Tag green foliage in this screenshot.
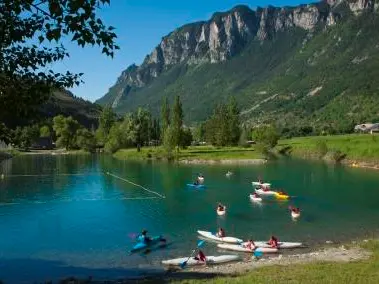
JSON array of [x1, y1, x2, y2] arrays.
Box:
[[0, 123, 11, 144], [172, 95, 184, 149], [0, 0, 118, 124], [278, 134, 379, 161], [315, 140, 328, 158], [53, 115, 80, 149], [180, 127, 193, 148], [162, 125, 175, 159], [204, 98, 241, 146], [76, 128, 96, 153], [39, 126, 51, 138], [252, 125, 279, 149], [12, 125, 40, 150], [161, 97, 170, 135], [193, 122, 206, 142], [96, 106, 116, 144]]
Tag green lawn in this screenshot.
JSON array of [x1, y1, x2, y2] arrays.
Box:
[[175, 241, 379, 284], [113, 146, 264, 161], [277, 134, 379, 162]]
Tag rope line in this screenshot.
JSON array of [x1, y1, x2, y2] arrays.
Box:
[[0, 196, 159, 206], [106, 172, 166, 199], [4, 173, 99, 177]]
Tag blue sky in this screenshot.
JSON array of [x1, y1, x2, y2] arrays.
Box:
[[52, 0, 315, 102]]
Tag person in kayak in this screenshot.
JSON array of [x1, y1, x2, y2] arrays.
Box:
[[268, 235, 279, 248], [217, 227, 226, 238], [217, 203, 225, 211], [289, 206, 300, 214], [258, 177, 263, 184], [253, 193, 260, 198], [244, 239, 256, 251], [139, 230, 152, 243], [194, 249, 207, 263]]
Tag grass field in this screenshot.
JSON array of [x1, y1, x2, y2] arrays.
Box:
[[277, 134, 379, 162], [113, 146, 264, 161], [174, 241, 379, 284]]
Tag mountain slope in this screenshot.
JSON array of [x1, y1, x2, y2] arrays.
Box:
[[97, 0, 379, 129]]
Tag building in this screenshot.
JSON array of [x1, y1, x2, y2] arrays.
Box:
[[354, 123, 379, 134]]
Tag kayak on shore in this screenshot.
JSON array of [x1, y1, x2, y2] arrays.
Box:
[[197, 230, 243, 244], [217, 243, 278, 253], [253, 241, 303, 249], [162, 255, 240, 266]]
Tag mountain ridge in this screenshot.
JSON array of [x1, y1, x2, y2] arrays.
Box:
[[97, 0, 379, 129]]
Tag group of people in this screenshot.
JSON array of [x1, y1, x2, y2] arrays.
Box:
[[243, 236, 279, 250]]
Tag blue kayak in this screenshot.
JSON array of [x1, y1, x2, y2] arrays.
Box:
[[130, 236, 164, 253], [187, 183, 206, 189]]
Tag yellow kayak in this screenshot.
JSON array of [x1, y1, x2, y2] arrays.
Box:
[[275, 192, 290, 200]]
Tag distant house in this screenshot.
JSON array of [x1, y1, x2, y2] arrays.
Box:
[[354, 123, 379, 134], [30, 137, 54, 150]]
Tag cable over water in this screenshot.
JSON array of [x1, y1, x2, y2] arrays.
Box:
[[106, 172, 166, 199]]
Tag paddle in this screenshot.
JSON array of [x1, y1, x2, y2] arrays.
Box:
[[179, 240, 205, 268]]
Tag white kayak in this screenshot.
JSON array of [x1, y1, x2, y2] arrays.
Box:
[[254, 241, 303, 249], [162, 255, 240, 266], [217, 208, 226, 216], [255, 188, 277, 196], [291, 211, 301, 219], [197, 230, 243, 244], [252, 182, 271, 188], [217, 243, 278, 253], [249, 194, 262, 202]]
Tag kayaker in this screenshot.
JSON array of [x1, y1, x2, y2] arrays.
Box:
[[140, 230, 152, 244], [217, 203, 225, 211], [217, 227, 226, 238], [253, 193, 259, 198], [268, 235, 279, 248], [194, 249, 207, 263], [258, 177, 263, 184], [244, 239, 256, 251], [193, 179, 199, 185]]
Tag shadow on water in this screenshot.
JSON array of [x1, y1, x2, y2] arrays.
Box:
[[0, 257, 222, 283]]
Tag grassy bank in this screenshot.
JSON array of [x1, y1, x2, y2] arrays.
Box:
[[277, 134, 379, 163], [113, 146, 264, 161], [175, 241, 379, 284]]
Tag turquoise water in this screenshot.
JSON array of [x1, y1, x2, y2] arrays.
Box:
[[1, 155, 379, 282]]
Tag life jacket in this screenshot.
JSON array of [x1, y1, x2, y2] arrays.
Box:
[[197, 250, 206, 262]]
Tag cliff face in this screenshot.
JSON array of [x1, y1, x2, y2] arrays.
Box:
[[97, 0, 377, 109]]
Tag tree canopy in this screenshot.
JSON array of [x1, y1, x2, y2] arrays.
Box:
[[0, 0, 118, 123]]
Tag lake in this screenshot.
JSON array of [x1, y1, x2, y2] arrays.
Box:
[[1, 154, 379, 282]]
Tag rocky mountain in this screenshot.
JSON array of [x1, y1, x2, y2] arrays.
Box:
[[97, 0, 379, 129]]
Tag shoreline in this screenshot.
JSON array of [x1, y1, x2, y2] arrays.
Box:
[[178, 158, 267, 165], [180, 244, 371, 276], [56, 242, 373, 283]]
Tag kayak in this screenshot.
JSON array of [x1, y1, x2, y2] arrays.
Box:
[[255, 188, 277, 196], [162, 255, 240, 266], [197, 230, 243, 244], [249, 194, 262, 202], [226, 172, 233, 177], [198, 177, 205, 183], [130, 236, 164, 253], [252, 182, 271, 188], [291, 211, 301, 219], [253, 241, 303, 249], [217, 243, 278, 253], [217, 208, 226, 216], [275, 192, 290, 200], [187, 183, 205, 189]]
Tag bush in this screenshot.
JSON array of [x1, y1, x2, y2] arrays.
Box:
[[315, 140, 328, 158]]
